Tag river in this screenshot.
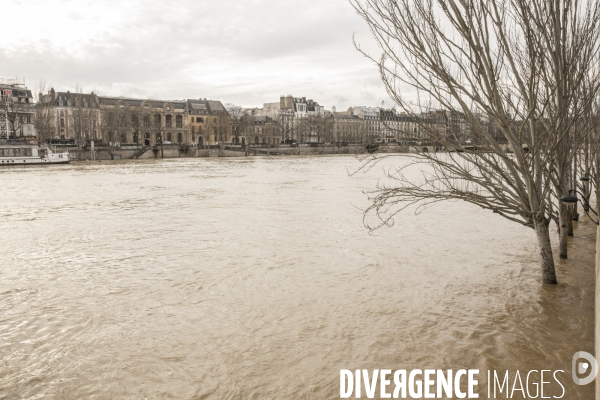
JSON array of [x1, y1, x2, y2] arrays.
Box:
[[0, 155, 595, 399]]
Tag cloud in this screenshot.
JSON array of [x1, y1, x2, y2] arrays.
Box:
[[1, 0, 395, 109]]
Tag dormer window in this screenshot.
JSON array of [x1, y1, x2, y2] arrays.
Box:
[[166, 105, 171, 111]]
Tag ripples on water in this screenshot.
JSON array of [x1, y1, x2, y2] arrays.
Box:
[[0, 156, 594, 399]]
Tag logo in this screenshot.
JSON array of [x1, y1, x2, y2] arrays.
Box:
[[572, 351, 598, 385]]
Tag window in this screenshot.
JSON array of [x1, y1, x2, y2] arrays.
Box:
[[24, 148, 32, 156], [60, 110, 64, 117], [60, 118, 65, 127], [176, 115, 182, 128], [177, 132, 182, 143], [119, 104, 125, 109], [196, 117, 203, 123]]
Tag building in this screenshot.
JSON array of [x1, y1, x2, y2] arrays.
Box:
[[241, 115, 281, 146], [186, 99, 230, 147], [41, 88, 101, 142], [380, 109, 419, 142], [98, 97, 187, 146], [331, 113, 365, 144], [0, 78, 36, 140], [348, 106, 381, 142], [419, 110, 470, 141]]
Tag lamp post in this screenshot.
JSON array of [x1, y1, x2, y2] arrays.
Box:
[[560, 189, 599, 225], [580, 175, 592, 212]]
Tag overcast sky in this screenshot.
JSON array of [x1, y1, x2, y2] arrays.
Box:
[[2, 0, 394, 110]]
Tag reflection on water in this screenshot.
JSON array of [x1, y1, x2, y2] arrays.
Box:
[[0, 156, 594, 399]]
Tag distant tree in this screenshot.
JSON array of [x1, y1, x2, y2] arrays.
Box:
[[100, 106, 131, 159], [226, 105, 245, 144], [0, 90, 30, 140], [34, 82, 55, 144]]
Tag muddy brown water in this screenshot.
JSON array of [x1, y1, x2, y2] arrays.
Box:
[[0, 156, 595, 399]]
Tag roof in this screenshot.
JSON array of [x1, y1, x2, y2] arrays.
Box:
[[186, 99, 229, 116], [98, 96, 185, 109], [0, 85, 33, 99], [54, 91, 99, 107]]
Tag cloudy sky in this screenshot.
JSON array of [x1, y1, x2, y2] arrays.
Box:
[[2, 0, 394, 110]]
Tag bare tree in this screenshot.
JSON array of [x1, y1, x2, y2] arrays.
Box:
[[100, 106, 131, 160], [34, 82, 55, 144], [0, 91, 30, 140], [226, 104, 245, 144], [276, 109, 295, 143], [70, 86, 87, 150], [350, 0, 600, 284]]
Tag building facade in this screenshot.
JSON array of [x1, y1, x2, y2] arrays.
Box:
[[348, 106, 381, 142], [98, 97, 187, 146], [331, 113, 365, 144], [187, 99, 231, 147], [241, 116, 281, 146], [41, 88, 101, 142], [0, 78, 36, 140]]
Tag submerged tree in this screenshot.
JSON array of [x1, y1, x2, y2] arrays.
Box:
[[350, 0, 600, 284]]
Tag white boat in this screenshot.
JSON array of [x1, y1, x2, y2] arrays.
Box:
[[0, 144, 70, 165]]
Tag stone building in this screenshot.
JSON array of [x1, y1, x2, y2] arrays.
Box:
[[419, 110, 470, 141], [241, 115, 281, 146], [331, 113, 365, 144], [347, 106, 381, 142], [262, 95, 326, 143], [379, 109, 419, 142], [98, 97, 187, 146], [186, 99, 230, 147], [0, 78, 36, 140], [41, 88, 101, 142]]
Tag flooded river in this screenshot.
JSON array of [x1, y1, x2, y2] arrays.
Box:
[[0, 156, 595, 399]]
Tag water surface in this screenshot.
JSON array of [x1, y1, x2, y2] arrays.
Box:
[[0, 156, 594, 399]]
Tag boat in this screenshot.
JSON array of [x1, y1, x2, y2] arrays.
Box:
[[0, 144, 70, 165]]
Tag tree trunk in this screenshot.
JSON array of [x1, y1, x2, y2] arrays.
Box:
[[567, 207, 574, 236], [559, 203, 569, 259], [572, 152, 579, 221], [534, 220, 558, 284]]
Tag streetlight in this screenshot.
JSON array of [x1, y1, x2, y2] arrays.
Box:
[[560, 189, 599, 225]]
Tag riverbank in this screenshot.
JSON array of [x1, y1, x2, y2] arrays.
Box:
[[54, 143, 424, 161]]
